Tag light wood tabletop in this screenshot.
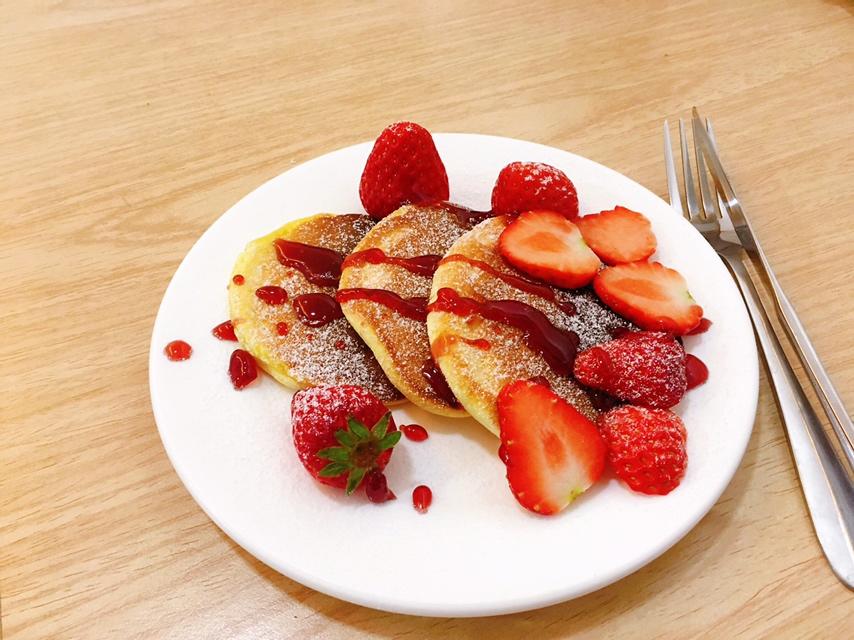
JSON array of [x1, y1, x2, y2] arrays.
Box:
[[2, 1, 853, 638]]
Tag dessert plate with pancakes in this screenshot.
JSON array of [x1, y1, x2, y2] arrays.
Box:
[[149, 132, 758, 616]]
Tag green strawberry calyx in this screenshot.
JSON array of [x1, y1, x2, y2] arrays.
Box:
[[316, 412, 400, 494]]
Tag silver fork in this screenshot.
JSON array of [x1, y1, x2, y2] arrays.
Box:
[[665, 114, 854, 589]]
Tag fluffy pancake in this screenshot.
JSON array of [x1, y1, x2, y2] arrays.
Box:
[[426, 215, 632, 435], [228, 213, 402, 403], [338, 202, 487, 416]]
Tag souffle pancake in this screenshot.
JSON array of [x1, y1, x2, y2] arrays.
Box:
[[426, 215, 633, 435], [229, 213, 402, 403], [338, 202, 491, 416]]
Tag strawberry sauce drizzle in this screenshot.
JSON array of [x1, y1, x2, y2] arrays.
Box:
[[292, 293, 343, 327], [229, 349, 258, 389], [430, 334, 491, 358], [337, 288, 428, 322], [343, 248, 442, 278], [212, 320, 237, 341], [255, 285, 288, 305], [164, 340, 192, 361], [428, 288, 579, 376], [421, 201, 495, 228], [273, 239, 344, 287], [685, 354, 709, 389], [439, 254, 576, 316], [421, 359, 460, 408]]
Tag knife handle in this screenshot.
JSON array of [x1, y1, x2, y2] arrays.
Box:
[[720, 249, 854, 588]]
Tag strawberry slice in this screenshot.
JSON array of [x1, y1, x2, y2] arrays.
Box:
[[498, 210, 601, 288], [497, 379, 607, 515], [575, 206, 657, 265], [593, 261, 703, 334]]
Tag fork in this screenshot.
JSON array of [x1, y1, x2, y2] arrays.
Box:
[[664, 114, 854, 588]]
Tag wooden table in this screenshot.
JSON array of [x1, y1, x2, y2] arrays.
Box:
[[3, 1, 853, 637]]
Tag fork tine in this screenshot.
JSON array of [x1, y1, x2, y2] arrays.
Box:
[[691, 114, 717, 221], [691, 108, 749, 231], [679, 119, 700, 220], [663, 120, 684, 216], [705, 117, 732, 227]]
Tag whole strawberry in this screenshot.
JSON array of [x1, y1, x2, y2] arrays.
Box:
[[359, 121, 449, 219], [491, 161, 579, 218], [599, 405, 687, 495], [573, 331, 687, 408], [291, 385, 400, 499]]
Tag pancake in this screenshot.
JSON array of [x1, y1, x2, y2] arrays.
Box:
[[228, 213, 402, 403], [338, 202, 489, 416], [426, 215, 632, 436]]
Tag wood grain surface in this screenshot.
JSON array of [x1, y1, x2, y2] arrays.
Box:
[[2, 1, 853, 638]]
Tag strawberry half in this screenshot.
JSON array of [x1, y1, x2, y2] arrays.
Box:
[[497, 379, 607, 515], [575, 206, 657, 265], [574, 331, 687, 408], [359, 121, 449, 219], [491, 161, 579, 218], [600, 405, 687, 495], [498, 209, 601, 288], [593, 261, 703, 334]]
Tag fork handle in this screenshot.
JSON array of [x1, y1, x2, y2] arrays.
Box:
[[720, 250, 854, 588], [764, 267, 854, 470]]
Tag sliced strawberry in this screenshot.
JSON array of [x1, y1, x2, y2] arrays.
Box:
[[497, 379, 607, 515], [491, 162, 579, 218], [593, 261, 702, 334], [359, 122, 449, 219], [574, 331, 687, 408], [575, 206, 656, 265], [498, 210, 601, 288]]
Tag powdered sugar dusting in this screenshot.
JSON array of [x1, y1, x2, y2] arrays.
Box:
[[231, 214, 400, 402]]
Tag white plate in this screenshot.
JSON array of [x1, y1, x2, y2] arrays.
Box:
[[149, 134, 758, 617]]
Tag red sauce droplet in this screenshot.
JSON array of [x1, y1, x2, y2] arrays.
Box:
[[421, 359, 460, 408], [306, 334, 315, 342], [412, 485, 432, 513], [232, 274, 245, 285], [164, 340, 192, 361], [685, 354, 709, 389], [273, 239, 344, 287], [428, 288, 579, 376], [334, 339, 346, 350], [337, 288, 428, 322], [440, 254, 576, 315], [343, 248, 442, 278], [276, 322, 289, 336], [609, 326, 634, 339], [229, 349, 258, 389], [365, 470, 395, 503], [211, 320, 237, 341], [291, 293, 343, 327], [430, 334, 492, 358], [255, 285, 288, 306], [402, 424, 429, 442], [687, 318, 713, 335]]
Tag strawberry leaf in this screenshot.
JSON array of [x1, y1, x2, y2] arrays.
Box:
[[318, 462, 348, 478], [316, 446, 349, 463], [377, 430, 402, 452], [371, 413, 390, 440], [347, 416, 371, 440], [345, 467, 367, 494], [334, 429, 356, 447]]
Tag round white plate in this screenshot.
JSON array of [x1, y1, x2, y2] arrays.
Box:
[[149, 134, 758, 617]]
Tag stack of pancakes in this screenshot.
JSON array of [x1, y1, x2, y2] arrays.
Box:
[[229, 203, 630, 434]]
